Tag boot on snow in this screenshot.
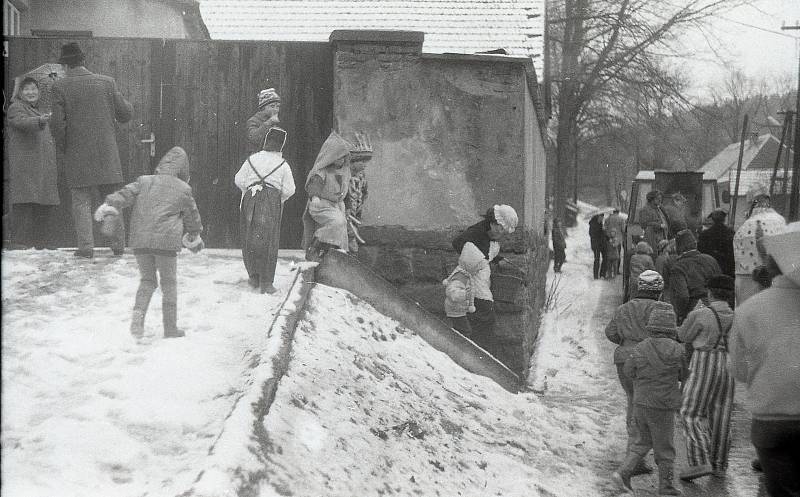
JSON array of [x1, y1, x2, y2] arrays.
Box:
[[162, 304, 185, 338], [130, 310, 146, 338], [679, 464, 713, 481], [611, 470, 633, 492], [658, 466, 682, 496]]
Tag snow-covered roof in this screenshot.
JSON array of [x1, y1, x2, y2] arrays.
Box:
[[199, 0, 544, 75], [698, 133, 781, 181]]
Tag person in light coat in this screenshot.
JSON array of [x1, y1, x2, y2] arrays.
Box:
[[6, 77, 60, 249], [729, 221, 800, 497], [442, 242, 487, 337], [235, 126, 296, 294]]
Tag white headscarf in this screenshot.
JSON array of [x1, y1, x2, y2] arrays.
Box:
[[493, 204, 519, 233]]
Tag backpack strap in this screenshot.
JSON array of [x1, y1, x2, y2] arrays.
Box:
[[708, 306, 732, 350], [246, 157, 286, 189]]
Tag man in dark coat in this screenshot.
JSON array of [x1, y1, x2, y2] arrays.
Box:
[[697, 209, 735, 277], [669, 229, 721, 323], [51, 43, 133, 258], [589, 213, 607, 279]]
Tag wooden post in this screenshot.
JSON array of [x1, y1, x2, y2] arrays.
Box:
[[730, 114, 749, 227], [769, 111, 791, 197]]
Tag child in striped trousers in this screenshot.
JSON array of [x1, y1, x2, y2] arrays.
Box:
[[677, 275, 736, 480]]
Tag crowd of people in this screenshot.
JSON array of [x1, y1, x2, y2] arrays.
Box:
[[602, 193, 799, 496]]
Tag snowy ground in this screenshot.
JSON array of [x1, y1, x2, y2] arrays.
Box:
[[1, 249, 305, 497], [256, 211, 635, 497], [2, 206, 762, 496]]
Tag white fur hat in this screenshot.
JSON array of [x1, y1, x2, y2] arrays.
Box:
[[494, 204, 518, 234], [762, 221, 800, 286]]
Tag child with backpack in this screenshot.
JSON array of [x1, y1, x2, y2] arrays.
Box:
[[613, 301, 687, 495], [95, 146, 203, 339], [443, 242, 487, 338]]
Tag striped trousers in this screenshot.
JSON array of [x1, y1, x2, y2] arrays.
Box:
[[680, 349, 735, 471]]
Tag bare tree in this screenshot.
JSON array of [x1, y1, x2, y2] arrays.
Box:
[[548, 0, 749, 218]]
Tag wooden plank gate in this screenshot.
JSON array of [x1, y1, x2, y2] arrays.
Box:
[[3, 37, 333, 249]]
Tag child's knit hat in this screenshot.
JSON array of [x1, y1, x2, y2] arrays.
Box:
[[645, 302, 677, 338], [637, 270, 664, 292], [636, 241, 653, 255]]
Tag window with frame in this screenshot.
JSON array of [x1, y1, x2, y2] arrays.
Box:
[[3, 0, 21, 36]]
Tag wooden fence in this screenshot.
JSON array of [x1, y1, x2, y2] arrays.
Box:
[[3, 37, 333, 248]]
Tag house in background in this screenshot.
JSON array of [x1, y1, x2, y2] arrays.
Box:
[[698, 132, 794, 226], [199, 0, 544, 77], [2, 0, 208, 38]]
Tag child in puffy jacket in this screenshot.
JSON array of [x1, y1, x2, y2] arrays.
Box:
[[629, 241, 655, 297], [95, 146, 203, 339], [613, 301, 687, 495], [443, 242, 487, 338]]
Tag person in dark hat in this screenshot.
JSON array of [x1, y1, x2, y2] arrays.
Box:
[[245, 88, 281, 153], [677, 274, 735, 481], [51, 42, 133, 259], [697, 209, 735, 277], [668, 229, 721, 323]]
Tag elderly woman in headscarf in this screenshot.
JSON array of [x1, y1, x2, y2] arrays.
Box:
[[637, 190, 670, 251], [451, 205, 519, 343], [302, 131, 353, 261], [6, 76, 60, 249], [235, 126, 296, 294], [245, 88, 281, 153]]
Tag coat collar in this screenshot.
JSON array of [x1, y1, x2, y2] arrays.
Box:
[[65, 66, 92, 77]]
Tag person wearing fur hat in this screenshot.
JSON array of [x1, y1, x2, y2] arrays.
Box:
[[605, 270, 666, 477], [698, 209, 735, 277], [452, 205, 519, 344], [442, 242, 487, 337], [95, 147, 203, 339], [51, 42, 133, 259], [677, 274, 736, 481], [729, 221, 800, 497], [235, 127, 296, 294], [732, 195, 786, 304], [628, 241, 655, 296], [668, 229, 721, 324], [246, 88, 281, 153], [613, 301, 687, 495]]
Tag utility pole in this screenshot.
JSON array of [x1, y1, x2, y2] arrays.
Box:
[[782, 23, 800, 221]]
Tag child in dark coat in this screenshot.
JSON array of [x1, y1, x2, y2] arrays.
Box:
[[613, 301, 687, 495], [552, 218, 567, 272], [95, 147, 203, 339]]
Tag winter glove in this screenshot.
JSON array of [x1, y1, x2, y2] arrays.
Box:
[[182, 232, 205, 253], [94, 203, 120, 222], [468, 305, 476, 313]]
